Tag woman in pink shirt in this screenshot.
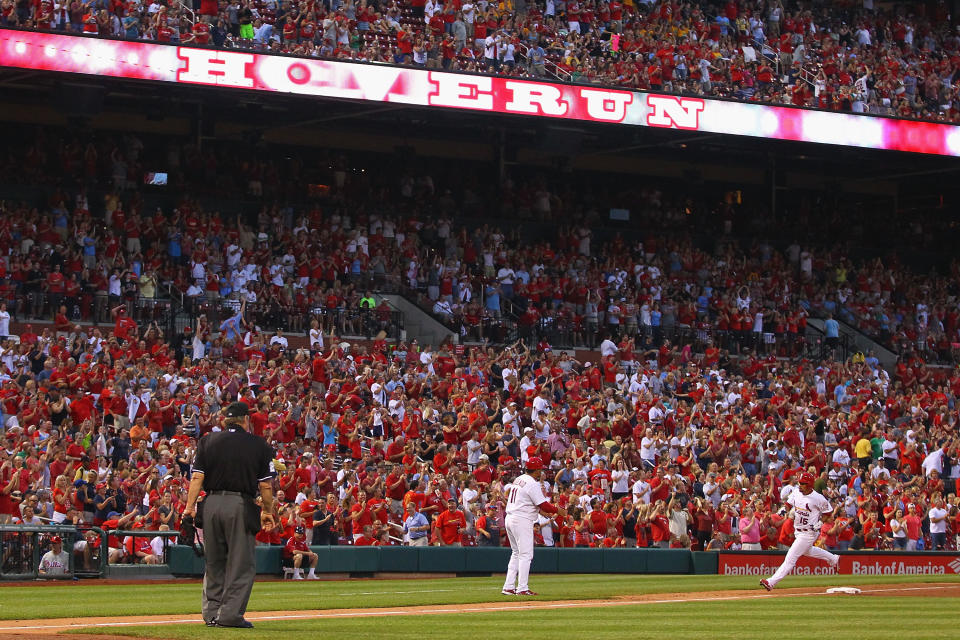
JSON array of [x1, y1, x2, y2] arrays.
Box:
[[739, 505, 762, 550]]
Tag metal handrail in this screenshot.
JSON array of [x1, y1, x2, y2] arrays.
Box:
[[173, 0, 197, 30], [515, 41, 571, 82], [749, 37, 816, 92], [105, 529, 181, 557]]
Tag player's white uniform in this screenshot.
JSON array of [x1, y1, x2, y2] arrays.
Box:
[[503, 474, 549, 593], [39, 550, 70, 576], [766, 489, 839, 588]]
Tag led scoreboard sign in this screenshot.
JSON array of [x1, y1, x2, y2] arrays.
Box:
[[3, 30, 960, 157]]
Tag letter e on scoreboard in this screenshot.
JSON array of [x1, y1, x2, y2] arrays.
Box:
[[646, 95, 705, 130], [429, 74, 494, 110], [177, 49, 255, 89]]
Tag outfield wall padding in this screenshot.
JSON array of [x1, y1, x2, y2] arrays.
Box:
[[167, 545, 709, 577]]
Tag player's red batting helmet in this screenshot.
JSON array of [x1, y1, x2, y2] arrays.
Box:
[[799, 472, 815, 486], [50, 536, 62, 544], [526, 457, 544, 471]]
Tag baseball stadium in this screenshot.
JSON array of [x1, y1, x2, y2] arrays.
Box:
[[1, 0, 960, 638]]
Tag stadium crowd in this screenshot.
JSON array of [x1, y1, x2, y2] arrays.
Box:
[[1, 311, 959, 566], [3, 0, 960, 122], [1, 127, 959, 364], [1, 143, 960, 573]]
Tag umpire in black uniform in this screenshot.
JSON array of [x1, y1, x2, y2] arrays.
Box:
[[184, 402, 277, 628]]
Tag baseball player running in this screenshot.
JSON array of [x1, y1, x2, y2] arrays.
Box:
[[761, 472, 839, 591], [502, 457, 563, 596]]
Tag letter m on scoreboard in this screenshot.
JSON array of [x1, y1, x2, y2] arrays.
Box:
[[646, 95, 706, 130]]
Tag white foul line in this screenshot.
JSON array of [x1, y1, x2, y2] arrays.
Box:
[[255, 588, 463, 597], [0, 584, 954, 632]]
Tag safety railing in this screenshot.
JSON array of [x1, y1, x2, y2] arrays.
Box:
[[182, 298, 405, 342], [515, 41, 571, 82], [514, 317, 827, 358], [4, 291, 177, 333], [749, 36, 818, 93], [104, 529, 181, 568]]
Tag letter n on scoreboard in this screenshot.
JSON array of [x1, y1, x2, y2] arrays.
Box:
[[646, 95, 705, 130]]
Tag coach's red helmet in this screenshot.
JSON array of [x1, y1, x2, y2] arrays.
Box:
[[526, 457, 544, 471], [50, 536, 62, 545], [799, 472, 815, 486]]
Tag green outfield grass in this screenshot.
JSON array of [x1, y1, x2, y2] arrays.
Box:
[[1, 573, 958, 620], [69, 596, 960, 640]]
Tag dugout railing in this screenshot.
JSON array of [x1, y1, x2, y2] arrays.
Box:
[[0, 524, 104, 580], [0, 525, 181, 580]]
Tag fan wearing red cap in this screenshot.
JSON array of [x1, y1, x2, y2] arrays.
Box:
[[500, 457, 564, 597], [38, 536, 70, 577], [760, 470, 841, 592], [283, 526, 319, 580]]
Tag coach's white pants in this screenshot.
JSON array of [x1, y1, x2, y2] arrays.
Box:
[[767, 532, 838, 588], [503, 514, 535, 592]]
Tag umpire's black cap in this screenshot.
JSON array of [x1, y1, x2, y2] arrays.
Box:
[[223, 402, 250, 418]]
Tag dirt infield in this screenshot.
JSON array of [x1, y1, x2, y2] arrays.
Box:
[[0, 582, 957, 640]]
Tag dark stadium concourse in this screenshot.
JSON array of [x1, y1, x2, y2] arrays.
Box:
[[0, 62, 957, 192]]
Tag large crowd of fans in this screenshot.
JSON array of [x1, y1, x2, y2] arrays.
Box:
[[3, 1, 960, 122], [1, 127, 958, 364], [1, 129, 960, 573], [1, 310, 959, 564]]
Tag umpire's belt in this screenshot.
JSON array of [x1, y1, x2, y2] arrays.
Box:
[[209, 490, 252, 498]]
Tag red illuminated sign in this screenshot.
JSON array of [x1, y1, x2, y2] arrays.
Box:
[[2, 30, 960, 156]]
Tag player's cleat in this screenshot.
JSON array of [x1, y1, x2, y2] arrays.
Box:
[[759, 579, 772, 591], [501, 589, 516, 595], [307, 574, 320, 580], [293, 574, 304, 580], [515, 590, 538, 596]]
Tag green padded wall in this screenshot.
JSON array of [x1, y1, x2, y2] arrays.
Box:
[[167, 545, 713, 576]]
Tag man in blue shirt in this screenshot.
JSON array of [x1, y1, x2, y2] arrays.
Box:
[[485, 284, 501, 319], [219, 300, 246, 342], [403, 503, 430, 547], [529, 43, 546, 77], [824, 313, 840, 355]]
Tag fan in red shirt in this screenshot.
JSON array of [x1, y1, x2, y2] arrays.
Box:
[[434, 498, 467, 545], [112, 305, 138, 343], [348, 492, 375, 542], [648, 501, 671, 548], [283, 526, 319, 579], [190, 19, 212, 45], [353, 524, 380, 546]]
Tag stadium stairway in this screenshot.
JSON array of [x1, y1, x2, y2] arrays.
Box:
[[807, 316, 897, 371], [379, 293, 456, 346]]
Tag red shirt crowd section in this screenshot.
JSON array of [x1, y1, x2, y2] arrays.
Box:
[[3, 326, 960, 553], [3, 0, 960, 123]]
